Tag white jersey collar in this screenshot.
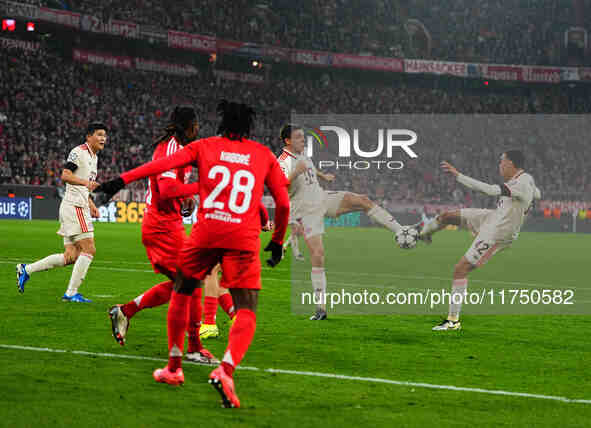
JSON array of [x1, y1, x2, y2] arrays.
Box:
[[85, 142, 96, 157], [282, 148, 297, 158]]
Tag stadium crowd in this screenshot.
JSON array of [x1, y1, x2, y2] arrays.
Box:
[[23, 0, 578, 65], [1, 44, 589, 208]]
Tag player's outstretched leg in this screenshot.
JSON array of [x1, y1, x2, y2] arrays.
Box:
[[335, 193, 403, 235], [16, 252, 69, 293], [418, 211, 461, 244], [433, 257, 474, 331], [209, 289, 258, 408], [109, 280, 174, 346]]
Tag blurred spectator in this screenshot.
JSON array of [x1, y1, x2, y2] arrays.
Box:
[[1, 44, 589, 206], [36, 0, 576, 65]]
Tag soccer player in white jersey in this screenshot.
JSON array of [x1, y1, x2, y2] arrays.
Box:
[[419, 151, 542, 330], [278, 124, 404, 320], [16, 122, 106, 302]]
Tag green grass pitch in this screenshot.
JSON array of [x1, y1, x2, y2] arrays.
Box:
[[1, 220, 590, 427]]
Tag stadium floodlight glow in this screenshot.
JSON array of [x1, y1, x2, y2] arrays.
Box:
[[2, 19, 16, 31]]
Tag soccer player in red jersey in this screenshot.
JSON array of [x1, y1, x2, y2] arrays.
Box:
[[96, 101, 289, 408], [107, 106, 216, 364]]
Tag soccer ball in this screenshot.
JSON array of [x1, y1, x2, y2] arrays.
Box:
[[395, 226, 419, 249]]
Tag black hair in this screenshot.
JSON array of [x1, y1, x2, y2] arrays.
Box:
[[279, 123, 302, 144], [216, 100, 256, 140], [504, 150, 525, 169], [153, 105, 197, 146], [86, 122, 108, 137]]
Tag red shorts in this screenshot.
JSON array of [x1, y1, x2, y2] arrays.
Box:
[[142, 227, 187, 275], [179, 243, 261, 290]]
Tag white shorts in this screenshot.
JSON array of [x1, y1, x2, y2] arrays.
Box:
[[293, 191, 347, 238], [324, 191, 346, 218], [58, 201, 94, 244], [63, 232, 95, 246], [460, 208, 509, 267], [460, 208, 493, 236]]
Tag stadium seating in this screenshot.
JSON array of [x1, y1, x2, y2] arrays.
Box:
[[1, 44, 589, 207], [30, 0, 577, 64]]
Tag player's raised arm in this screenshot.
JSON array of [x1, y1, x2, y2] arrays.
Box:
[[441, 161, 503, 197], [95, 141, 202, 203], [121, 142, 200, 185], [157, 178, 200, 200]]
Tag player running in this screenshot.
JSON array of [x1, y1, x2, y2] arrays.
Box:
[[95, 100, 289, 408], [16, 122, 106, 302], [278, 124, 404, 320], [418, 151, 541, 331], [107, 106, 216, 364]]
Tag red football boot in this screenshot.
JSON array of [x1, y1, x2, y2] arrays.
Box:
[[208, 366, 240, 408], [153, 366, 184, 386]]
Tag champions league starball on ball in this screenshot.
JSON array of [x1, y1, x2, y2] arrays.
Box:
[[395, 226, 419, 249]]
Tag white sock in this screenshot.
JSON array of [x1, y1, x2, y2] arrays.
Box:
[[311, 267, 327, 311], [367, 205, 402, 234], [421, 217, 441, 236], [25, 254, 65, 275], [65, 253, 93, 297], [448, 278, 468, 321], [291, 234, 301, 257]]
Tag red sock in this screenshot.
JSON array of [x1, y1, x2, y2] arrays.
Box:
[[187, 288, 203, 354], [203, 296, 218, 325], [121, 281, 173, 319], [218, 292, 236, 319], [167, 291, 191, 372], [221, 309, 256, 377]]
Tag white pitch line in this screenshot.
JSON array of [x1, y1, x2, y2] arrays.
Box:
[[0, 259, 576, 289], [0, 343, 589, 405]]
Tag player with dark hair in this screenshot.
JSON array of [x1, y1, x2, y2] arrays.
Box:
[[16, 122, 107, 302], [418, 151, 542, 330], [95, 100, 289, 408], [277, 123, 404, 320], [107, 106, 216, 363], [279, 125, 305, 262]]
